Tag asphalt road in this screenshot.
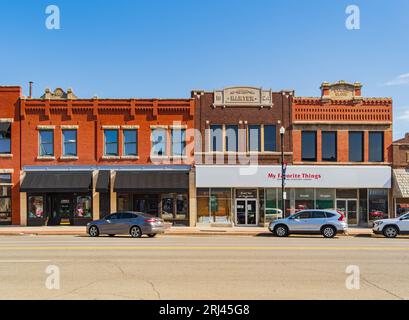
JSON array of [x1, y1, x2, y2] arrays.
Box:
[[0, 234, 408, 300]]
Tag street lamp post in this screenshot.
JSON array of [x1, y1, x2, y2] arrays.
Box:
[[280, 126, 286, 216]]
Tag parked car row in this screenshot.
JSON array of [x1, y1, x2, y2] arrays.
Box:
[[86, 210, 409, 239], [268, 210, 409, 238]]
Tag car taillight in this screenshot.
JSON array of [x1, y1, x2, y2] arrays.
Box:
[[144, 218, 157, 223]]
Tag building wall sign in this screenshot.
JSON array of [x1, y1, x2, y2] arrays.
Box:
[[213, 87, 273, 107], [196, 165, 391, 189], [321, 81, 362, 101]]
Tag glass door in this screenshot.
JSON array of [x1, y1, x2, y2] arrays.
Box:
[[236, 199, 258, 225], [336, 199, 358, 226]]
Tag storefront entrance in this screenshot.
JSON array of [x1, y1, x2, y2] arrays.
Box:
[[235, 199, 257, 226], [336, 199, 358, 226]]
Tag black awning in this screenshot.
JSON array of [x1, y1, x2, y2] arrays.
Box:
[[96, 170, 110, 192], [114, 171, 189, 193], [20, 172, 92, 193]]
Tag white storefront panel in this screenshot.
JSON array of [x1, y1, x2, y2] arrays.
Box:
[[196, 165, 391, 189]]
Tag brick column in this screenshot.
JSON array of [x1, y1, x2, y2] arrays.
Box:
[[338, 130, 349, 162], [316, 130, 322, 162], [189, 168, 197, 227], [92, 170, 100, 220], [364, 131, 369, 162], [292, 130, 301, 162]]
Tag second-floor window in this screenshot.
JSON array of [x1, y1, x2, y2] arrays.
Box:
[[264, 125, 277, 152], [123, 130, 138, 156], [225, 125, 238, 152], [62, 130, 77, 157], [369, 132, 384, 162], [248, 125, 261, 152], [0, 123, 11, 154], [322, 131, 337, 162], [210, 125, 223, 152], [171, 128, 186, 156], [39, 130, 54, 157], [349, 131, 364, 162], [302, 131, 317, 162], [151, 128, 167, 156], [104, 130, 119, 156]]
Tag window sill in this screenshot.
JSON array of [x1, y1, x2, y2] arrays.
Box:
[[120, 155, 140, 160], [170, 155, 188, 160], [102, 155, 120, 160], [60, 156, 79, 160], [0, 154, 12, 158], [37, 156, 56, 160]]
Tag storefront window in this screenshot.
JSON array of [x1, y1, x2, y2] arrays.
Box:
[[369, 189, 389, 221], [295, 189, 314, 212], [0, 174, 12, 224], [278, 189, 293, 217], [28, 196, 44, 219], [359, 189, 368, 225], [117, 193, 132, 211], [396, 199, 409, 217], [210, 188, 232, 223], [176, 194, 188, 220], [265, 189, 282, 222], [315, 189, 335, 209], [161, 194, 174, 220], [99, 192, 111, 219], [197, 188, 210, 223], [75, 196, 92, 218]]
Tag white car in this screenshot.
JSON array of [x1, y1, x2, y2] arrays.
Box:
[[373, 212, 409, 238]]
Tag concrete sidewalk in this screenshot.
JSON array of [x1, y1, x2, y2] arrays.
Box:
[[0, 225, 374, 237]]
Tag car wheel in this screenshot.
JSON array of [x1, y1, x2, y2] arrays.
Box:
[[88, 226, 99, 237], [108, 234, 115, 237], [322, 226, 336, 238], [383, 226, 398, 238], [274, 225, 289, 237], [147, 234, 156, 238], [130, 226, 142, 238]]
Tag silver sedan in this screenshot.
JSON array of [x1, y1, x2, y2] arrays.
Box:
[[87, 211, 165, 238]]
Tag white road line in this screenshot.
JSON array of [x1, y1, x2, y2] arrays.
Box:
[[0, 260, 51, 263]]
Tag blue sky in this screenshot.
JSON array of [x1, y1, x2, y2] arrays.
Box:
[[1, 0, 408, 139]]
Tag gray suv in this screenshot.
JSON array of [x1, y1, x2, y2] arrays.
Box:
[[269, 209, 348, 238]]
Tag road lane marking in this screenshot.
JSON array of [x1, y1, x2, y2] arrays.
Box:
[[0, 246, 408, 251], [0, 260, 51, 263]]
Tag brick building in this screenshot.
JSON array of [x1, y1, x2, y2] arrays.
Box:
[[291, 81, 393, 227], [391, 133, 409, 217], [1, 87, 195, 226], [193, 87, 293, 226], [0, 82, 395, 228]]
